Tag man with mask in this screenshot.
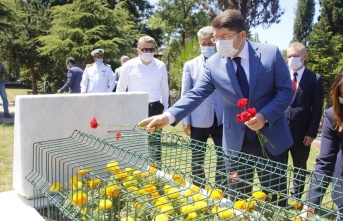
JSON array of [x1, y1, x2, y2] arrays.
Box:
[[117, 35, 169, 165], [181, 26, 226, 187], [57, 57, 83, 93], [80, 49, 115, 93], [285, 42, 323, 205], [139, 9, 294, 206]]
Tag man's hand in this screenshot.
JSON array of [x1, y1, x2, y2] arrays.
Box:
[[245, 113, 266, 131], [183, 125, 191, 136], [138, 114, 169, 132], [303, 136, 314, 146]]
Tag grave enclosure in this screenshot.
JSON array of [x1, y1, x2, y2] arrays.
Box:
[[0, 92, 148, 220]]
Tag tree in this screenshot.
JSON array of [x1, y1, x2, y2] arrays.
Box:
[[293, 0, 315, 44], [38, 0, 139, 69], [320, 0, 343, 36], [202, 0, 285, 35], [0, 0, 15, 33]]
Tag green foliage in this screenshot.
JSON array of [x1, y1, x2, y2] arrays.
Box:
[[38, 0, 139, 68], [168, 38, 199, 90], [293, 0, 315, 44], [203, 0, 284, 35], [0, 0, 15, 33], [321, 0, 343, 36], [306, 18, 343, 107]]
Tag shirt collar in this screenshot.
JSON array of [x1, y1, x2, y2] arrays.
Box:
[[232, 40, 249, 61], [290, 66, 305, 79]]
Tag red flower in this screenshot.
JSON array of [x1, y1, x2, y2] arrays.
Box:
[[237, 98, 248, 109], [90, 117, 99, 129], [246, 108, 257, 118], [236, 111, 252, 123], [230, 172, 238, 183], [115, 131, 122, 140]]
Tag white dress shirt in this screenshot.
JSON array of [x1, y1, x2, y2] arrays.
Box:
[[80, 63, 115, 93], [116, 56, 169, 112], [290, 66, 305, 88]]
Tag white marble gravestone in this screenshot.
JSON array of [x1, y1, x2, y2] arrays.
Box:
[[13, 92, 148, 199]]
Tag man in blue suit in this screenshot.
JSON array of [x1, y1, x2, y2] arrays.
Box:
[[285, 42, 323, 204], [58, 57, 83, 93], [140, 9, 294, 205], [181, 26, 226, 187]]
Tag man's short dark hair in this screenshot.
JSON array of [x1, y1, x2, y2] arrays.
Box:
[[212, 9, 246, 33], [66, 57, 76, 64]]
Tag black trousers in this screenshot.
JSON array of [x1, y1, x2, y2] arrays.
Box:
[[286, 142, 311, 200], [190, 114, 227, 187], [148, 101, 164, 165], [226, 134, 288, 207]]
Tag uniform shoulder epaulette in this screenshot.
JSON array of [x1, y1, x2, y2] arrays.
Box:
[[106, 64, 111, 67], [86, 64, 92, 67]]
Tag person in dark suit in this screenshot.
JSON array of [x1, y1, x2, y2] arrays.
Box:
[[285, 42, 324, 203], [58, 57, 83, 93], [139, 9, 294, 206], [300, 69, 343, 221]]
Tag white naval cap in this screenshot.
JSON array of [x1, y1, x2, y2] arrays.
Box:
[[91, 48, 105, 56]]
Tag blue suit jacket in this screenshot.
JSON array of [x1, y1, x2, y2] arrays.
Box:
[[286, 68, 323, 144], [181, 55, 223, 128], [306, 107, 343, 207], [169, 41, 294, 156], [59, 65, 84, 93]]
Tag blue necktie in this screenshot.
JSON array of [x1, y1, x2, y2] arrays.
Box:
[[233, 57, 249, 98]]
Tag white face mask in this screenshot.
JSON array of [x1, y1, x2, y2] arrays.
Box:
[[288, 56, 303, 70], [339, 97, 343, 104], [95, 58, 103, 65], [140, 53, 154, 63], [200, 46, 216, 58], [215, 33, 242, 58]]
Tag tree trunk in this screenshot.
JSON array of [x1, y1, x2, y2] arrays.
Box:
[[30, 67, 37, 94]]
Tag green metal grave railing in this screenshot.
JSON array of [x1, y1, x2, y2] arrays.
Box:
[[26, 128, 343, 221]]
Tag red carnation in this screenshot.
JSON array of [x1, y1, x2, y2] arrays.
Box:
[[115, 131, 122, 140], [246, 108, 257, 118], [90, 117, 99, 129], [236, 111, 252, 123], [230, 172, 238, 183], [237, 98, 248, 109]]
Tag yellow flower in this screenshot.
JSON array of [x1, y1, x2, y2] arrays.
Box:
[[143, 185, 157, 193], [99, 199, 112, 210], [127, 186, 139, 193], [290, 201, 303, 209], [172, 174, 182, 180], [77, 167, 92, 176], [135, 203, 142, 209], [125, 167, 134, 174], [111, 165, 122, 174], [210, 189, 223, 200], [218, 208, 233, 219], [181, 205, 195, 214], [233, 200, 248, 210], [154, 214, 169, 221], [183, 190, 193, 197], [295, 217, 302, 221], [121, 216, 135, 221], [115, 172, 128, 180], [166, 187, 180, 199], [252, 191, 267, 202], [88, 178, 101, 188], [194, 201, 208, 212], [72, 192, 87, 206], [123, 180, 133, 187], [72, 181, 83, 190], [163, 184, 172, 191], [104, 160, 119, 172], [106, 185, 120, 197], [160, 205, 174, 214], [49, 182, 62, 192], [69, 176, 79, 185], [132, 170, 142, 178], [193, 193, 205, 201], [148, 179, 156, 185], [186, 212, 197, 220], [155, 197, 169, 210], [190, 185, 200, 193], [148, 166, 157, 175], [151, 192, 160, 198], [212, 205, 220, 214]]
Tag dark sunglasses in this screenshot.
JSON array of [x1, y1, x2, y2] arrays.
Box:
[[140, 48, 155, 53]]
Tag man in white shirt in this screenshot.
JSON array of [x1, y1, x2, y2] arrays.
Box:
[[113, 55, 129, 92], [117, 35, 169, 165], [80, 49, 115, 93]]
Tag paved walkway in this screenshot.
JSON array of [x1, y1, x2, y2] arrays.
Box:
[[0, 102, 15, 124]]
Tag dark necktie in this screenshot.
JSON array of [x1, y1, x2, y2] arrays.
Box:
[[233, 57, 249, 98], [292, 72, 298, 91]]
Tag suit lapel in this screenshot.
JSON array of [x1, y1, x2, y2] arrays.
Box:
[[292, 68, 307, 102], [248, 42, 260, 101]]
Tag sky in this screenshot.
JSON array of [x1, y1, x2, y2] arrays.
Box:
[[148, 0, 320, 51]]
